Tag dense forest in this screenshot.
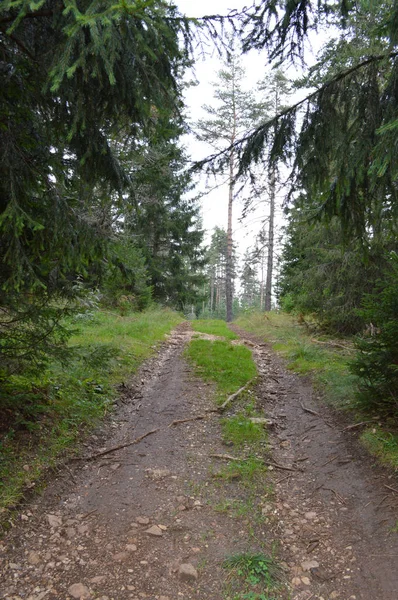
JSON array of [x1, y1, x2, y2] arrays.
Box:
[[1, 0, 398, 424]]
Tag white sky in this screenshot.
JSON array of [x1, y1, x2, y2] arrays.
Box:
[[175, 1, 324, 273], [177, 0, 276, 255], [174, 0, 329, 299]]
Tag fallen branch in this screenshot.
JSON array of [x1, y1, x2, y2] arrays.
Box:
[[310, 338, 354, 352], [83, 429, 160, 461], [210, 453, 239, 461], [323, 487, 347, 505], [210, 453, 296, 471], [384, 484, 398, 494], [343, 421, 373, 431], [265, 461, 296, 472], [320, 455, 338, 468], [219, 380, 254, 411], [300, 402, 319, 417], [168, 415, 207, 427]]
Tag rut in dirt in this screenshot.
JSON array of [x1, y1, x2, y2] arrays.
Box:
[[0, 322, 397, 600]]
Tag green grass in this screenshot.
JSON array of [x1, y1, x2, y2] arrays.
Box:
[[191, 319, 238, 340], [185, 339, 257, 404], [235, 310, 398, 470], [222, 415, 264, 447], [236, 311, 357, 407], [360, 428, 398, 469], [214, 456, 268, 484], [223, 552, 282, 600], [0, 307, 182, 518]]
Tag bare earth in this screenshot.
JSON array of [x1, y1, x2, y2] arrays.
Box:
[[1, 322, 398, 600]]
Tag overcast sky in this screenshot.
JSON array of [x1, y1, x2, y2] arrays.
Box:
[[174, 0, 316, 273]]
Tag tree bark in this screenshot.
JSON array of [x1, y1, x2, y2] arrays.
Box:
[[265, 165, 275, 311], [226, 150, 234, 322]]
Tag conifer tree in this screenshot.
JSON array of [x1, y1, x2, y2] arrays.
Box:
[[195, 38, 261, 321], [0, 0, 193, 377]]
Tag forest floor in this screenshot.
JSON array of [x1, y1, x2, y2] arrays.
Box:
[[1, 322, 398, 600]]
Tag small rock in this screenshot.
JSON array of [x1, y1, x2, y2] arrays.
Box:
[[304, 511, 317, 520], [301, 560, 319, 571], [113, 552, 129, 562], [90, 576, 106, 584], [301, 576, 311, 585], [158, 524, 167, 531], [47, 514, 62, 528], [126, 544, 137, 552], [146, 468, 171, 480], [291, 577, 302, 587], [27, 551, 41, 565], [66, 527, 76, 539], [178, 563, 198, 583], [136, 516, 150, 525], [77, 524, 89, 535], [145, 525, 163, 537], [68, 582, 90, 599], [110, 463, 120, 471], [330, 593, 339, 599]]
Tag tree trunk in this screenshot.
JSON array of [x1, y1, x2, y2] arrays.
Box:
[[260, 248, 265, 310], [265, 166, 275, 311], [226, 151, 234, 322]]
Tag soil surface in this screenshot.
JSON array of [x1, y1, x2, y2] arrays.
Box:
[[1, 322, 398, 600]]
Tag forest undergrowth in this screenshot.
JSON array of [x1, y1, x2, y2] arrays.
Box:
[[0, 307, 182, 518]]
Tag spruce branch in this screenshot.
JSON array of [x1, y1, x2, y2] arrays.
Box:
[[193, 49, 398, 174]]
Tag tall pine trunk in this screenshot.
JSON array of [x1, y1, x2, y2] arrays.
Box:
[[265, 165, 275, 311], [226, 150, 234, 322]]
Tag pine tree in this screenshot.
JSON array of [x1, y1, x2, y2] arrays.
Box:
[[257, 69, 291, 310], [195, 37, 261, 322]]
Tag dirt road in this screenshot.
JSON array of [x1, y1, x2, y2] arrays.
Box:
[[1, 323, 397, 600]]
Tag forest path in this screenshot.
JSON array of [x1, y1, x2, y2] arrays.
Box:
[[1, 322, 398, 600]]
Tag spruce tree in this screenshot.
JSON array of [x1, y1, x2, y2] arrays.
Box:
[[0, 1, 192, 377]]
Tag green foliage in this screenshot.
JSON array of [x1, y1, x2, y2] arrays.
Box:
[[351, 255, 398, 415], [0, 307, 182, 514], [101, 238, 152, 312], [0, 0, 198, 386], [236, 311, 357, 410], [214, 456, 267, 484], [191, 319, 238, 340], [222, 415, 264, 447], [360, 427, 398, 469], [223, 552, 281, 590], [185, 339, 257, 404], [278, 204, 394, 334]]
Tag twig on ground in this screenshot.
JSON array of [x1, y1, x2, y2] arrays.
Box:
[[323, 487, 347, 505], [168, 415, 207, 427], [219, 380, 254, 411], [81, 509, 98, 520], [343, 421, 373, 431], [375, 495, 390, 510], [300, 402, 319, 417], [210, 453, 296, 471], [275, 474, 292, 484], [265, 461, 296, 472], [384, 484, 398, 494], [210, 453, 239, 461], [320, 455, 338, 467], [82, 429, 160, 461]]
